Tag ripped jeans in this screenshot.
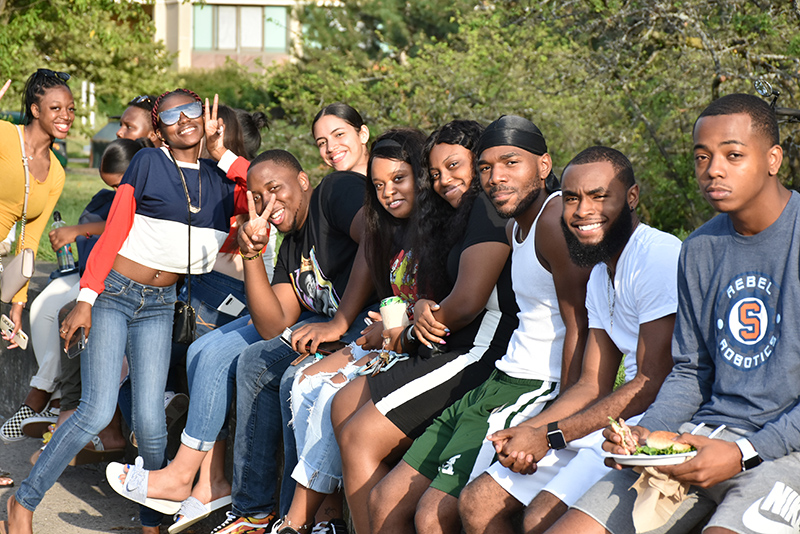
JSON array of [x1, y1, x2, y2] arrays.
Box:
[[289, 344, 368, 494]]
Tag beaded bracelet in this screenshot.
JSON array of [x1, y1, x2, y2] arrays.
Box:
[[240, 250, 262, 261]]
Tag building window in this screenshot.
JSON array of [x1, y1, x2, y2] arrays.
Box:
[[193, 4, 288, 53], [263, 6, 288, 51]]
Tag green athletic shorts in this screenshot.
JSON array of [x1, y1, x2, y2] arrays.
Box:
[[403, 369, 558, 497]]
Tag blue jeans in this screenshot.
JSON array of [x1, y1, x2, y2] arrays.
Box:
[[180, 314, 262, 449], [16, 270, 176, 528], [119, 270, 249, 429], [180, 270, 248, 338], [231, 308, 374, 518]]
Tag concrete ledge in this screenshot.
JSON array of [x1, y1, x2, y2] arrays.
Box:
[[0, 261, 58, 418]]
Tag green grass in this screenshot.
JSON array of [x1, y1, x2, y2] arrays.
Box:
[[35, 169, 105, 263]]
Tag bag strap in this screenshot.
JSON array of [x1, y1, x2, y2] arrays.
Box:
[[15, 125, 30, 251], [2, 126, 31, 275], [166, 150, 193, 306]]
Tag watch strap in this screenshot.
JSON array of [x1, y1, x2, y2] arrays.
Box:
[[735, 438, 762, 471]]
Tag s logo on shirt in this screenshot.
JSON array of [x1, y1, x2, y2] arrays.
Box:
[[716, 272, 781, 371]]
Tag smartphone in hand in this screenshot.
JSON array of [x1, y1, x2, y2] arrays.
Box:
[[0, 313, 28, 350], [64, 327, 86, 359]]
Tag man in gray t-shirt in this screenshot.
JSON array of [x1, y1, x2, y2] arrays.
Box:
[[545, 95, 800, 534]]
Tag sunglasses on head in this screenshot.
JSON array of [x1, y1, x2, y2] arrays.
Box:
[[37, 68, 70, 81], [158, 101, 203, 126], [129, 95, 152, 106]]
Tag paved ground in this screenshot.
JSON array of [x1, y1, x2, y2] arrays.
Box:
[[0, 434, 232, 533], [0, 260, 228, 533], [0, 432, 233, 533], [0, 436, 145, 532]]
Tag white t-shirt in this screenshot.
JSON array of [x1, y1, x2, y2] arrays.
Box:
[[585, 223, 681, 382]]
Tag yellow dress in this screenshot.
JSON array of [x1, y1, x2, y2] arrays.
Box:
[[0, 120, 66, 303]]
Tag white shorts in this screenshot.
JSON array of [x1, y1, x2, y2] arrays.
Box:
[[486, 414, 642, 507]]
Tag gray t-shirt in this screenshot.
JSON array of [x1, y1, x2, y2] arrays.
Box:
[[641, 191, 800, 460]]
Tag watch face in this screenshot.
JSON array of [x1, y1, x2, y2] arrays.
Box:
[[547, 430, 567, 450]]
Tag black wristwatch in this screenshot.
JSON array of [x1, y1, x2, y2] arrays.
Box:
[[735, 438, 762, 471], [546, 421, 567, 450]]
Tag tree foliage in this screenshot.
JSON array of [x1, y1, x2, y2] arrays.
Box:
[[2, 0, 796, 235], [298, 0, 477, 63], [0, 0, 173, 128], [260, 0, 800, 235]]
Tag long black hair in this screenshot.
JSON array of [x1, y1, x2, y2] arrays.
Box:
[[21, 68, 72, 125], [363, 128, 427, 298], [413, 120, 485, 301]]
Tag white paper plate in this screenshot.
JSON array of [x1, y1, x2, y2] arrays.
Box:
[[603, 451, 697, 466]]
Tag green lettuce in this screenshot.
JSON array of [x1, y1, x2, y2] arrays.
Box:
[[635, 444, 696, 456]]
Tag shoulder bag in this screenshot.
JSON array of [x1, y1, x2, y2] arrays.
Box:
[[169, 151, 197, 344], [0, 126, 36, 303]]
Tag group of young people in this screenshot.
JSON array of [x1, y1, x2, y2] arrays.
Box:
[[1, 74, 799, 534]]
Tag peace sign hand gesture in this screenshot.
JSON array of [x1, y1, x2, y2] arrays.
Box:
[[204, 94, 226, 161], [238, 190, 276, 257]]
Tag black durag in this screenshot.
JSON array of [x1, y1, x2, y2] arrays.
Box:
[[477, 115, 560, 192]]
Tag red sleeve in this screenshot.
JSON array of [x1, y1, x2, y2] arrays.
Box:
[[79, 184, 136, 295], [228, 156, 249, 216], [219, 219, 240, 254]]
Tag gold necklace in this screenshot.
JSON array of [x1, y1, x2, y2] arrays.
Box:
[[174, 159, 202, 214]]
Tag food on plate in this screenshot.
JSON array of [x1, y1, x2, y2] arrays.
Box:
[[635, 430, 695, 456], [607, 418, 696, 456]]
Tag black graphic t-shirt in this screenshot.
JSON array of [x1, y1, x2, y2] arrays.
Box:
[[273, 170, 366, 317]]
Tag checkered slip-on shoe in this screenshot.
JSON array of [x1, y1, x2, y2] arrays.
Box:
[[21, 406, 60, 438], [1, 405, 37, 442]]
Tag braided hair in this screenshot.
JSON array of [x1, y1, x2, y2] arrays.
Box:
[[21, 69, 72, 125], [151, 88, 203, 133]]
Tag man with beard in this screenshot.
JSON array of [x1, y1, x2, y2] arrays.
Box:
[[459, 146, 680, 534], [372, 115, 591, 534]]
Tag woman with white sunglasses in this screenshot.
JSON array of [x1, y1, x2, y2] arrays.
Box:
[[6, 88, 247, 534]]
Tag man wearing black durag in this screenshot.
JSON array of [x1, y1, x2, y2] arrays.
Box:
[[367, 115, 591, 534]]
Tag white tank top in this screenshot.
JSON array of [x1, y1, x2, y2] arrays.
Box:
[[495, 191, 565, 381]]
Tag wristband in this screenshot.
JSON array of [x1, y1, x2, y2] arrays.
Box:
[[240, 250, 262, 260]]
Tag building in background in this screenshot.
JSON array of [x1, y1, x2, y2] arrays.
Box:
[[143, 0, 299, 71]]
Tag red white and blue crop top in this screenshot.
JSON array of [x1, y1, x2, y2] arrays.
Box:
[[78, 147, 248, 304]]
